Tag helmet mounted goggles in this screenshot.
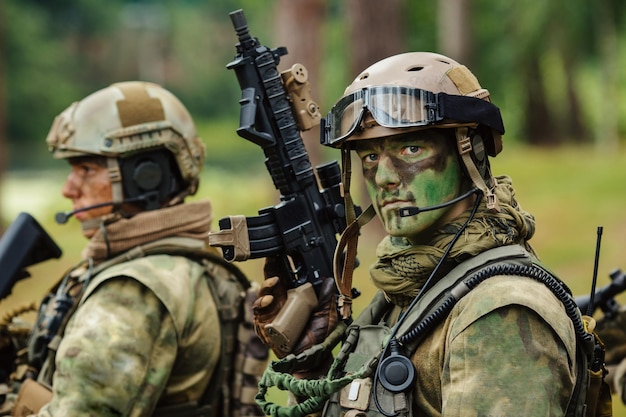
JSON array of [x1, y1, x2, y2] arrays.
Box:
[[321, 85, 505, 147]]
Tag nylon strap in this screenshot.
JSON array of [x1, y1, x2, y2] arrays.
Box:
[[106, 157, 124, 206], [395, 244, 530, 350], [440, 94, 505, 134], [455, 128, 500, 211], [334, 149, 376, 320]]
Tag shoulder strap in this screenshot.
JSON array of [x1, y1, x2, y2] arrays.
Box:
[[198, 262, 241, 417], [395, 244, 532, 344]]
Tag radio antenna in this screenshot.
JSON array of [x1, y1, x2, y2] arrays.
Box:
[[586, 226, 603, 316]]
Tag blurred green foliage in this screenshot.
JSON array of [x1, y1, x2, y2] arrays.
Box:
[[4, 0, 626, 171]]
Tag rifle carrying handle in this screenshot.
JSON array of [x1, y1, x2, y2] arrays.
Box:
[[265, 282, 317, 354]]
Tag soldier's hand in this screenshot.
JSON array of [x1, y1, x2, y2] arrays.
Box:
[[252, 275, 287, 346], [253, 256, 338, 359], [291, 277, 338, 355]]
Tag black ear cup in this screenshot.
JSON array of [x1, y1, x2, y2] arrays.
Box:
[[133, 160, 163, 191], [119, 150, 179, 211]]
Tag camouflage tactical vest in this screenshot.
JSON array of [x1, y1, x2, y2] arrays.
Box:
[[22, 237, 267, 417], [312, 246, 611, 417]]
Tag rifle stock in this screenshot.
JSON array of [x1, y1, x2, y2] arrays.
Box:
[[0, 212, 62, 301], [208, 9, 355, 351]]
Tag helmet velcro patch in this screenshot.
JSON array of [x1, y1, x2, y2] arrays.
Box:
[[446, 66, 482, 96], [114, 83, 165, 127]]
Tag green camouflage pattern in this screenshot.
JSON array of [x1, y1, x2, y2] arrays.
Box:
[[410, 275, 577, 416], [36, 254, 221, 417]]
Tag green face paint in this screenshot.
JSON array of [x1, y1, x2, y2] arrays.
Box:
[[355, 130, 464, 244]]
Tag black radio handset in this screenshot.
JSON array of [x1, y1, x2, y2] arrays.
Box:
[[377, 338, 415, 394]]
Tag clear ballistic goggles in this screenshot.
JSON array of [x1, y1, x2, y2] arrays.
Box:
[[321, 86, 505, 147]]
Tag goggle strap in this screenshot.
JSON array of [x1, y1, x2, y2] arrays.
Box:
[[456, 129, 500, 212], [441, 94, 505, 134]]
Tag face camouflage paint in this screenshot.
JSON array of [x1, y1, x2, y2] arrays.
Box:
[[355, 130, 465, 244]]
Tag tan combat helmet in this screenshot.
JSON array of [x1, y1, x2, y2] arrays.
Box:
[[322, 52, 505, 211], [324, 53, 507, 319], [46, 81, 205, 210]]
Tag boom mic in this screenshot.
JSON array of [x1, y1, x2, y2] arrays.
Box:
[[399, 188, 479, 217], [55, 201, 117, 224], [54, 193, 158, 224]]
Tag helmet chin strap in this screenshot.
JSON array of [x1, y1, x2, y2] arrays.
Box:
[[455, 127, 500, 212], [107, 157, 125, 207], [77, 158, 125, 233]]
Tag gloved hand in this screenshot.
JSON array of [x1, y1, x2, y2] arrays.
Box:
[[253, 256, 339, 359]]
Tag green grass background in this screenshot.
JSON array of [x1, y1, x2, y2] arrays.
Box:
[[2, 143, 626, 413]]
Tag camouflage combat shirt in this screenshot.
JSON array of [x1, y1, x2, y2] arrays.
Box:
[[406, 275, 577, 416], [35, 253, 221, 417]]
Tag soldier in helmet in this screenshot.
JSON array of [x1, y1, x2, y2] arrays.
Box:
[[4, 82, 266, 417], [253, 53, 611, 416]]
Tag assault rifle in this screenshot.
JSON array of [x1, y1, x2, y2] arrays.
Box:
[[209, 9, 355, 353], [576, 268, 626, 319], [0, 212, 62, 301]]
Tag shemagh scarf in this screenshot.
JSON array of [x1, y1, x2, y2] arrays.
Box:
[[370, 176, 536, 307], [82, 200, 213, 263]]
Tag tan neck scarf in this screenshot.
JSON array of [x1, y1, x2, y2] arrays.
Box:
[[82, 200, 213, 263], [370, 176, 536, 307]]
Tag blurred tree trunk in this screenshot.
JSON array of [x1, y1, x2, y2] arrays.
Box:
[[0, 1, 5, 231], [594, 1, 619, 151], [275, 0, 326, 168], [437, 0, 473, 66], [345, 0, 405, 77], [525, 58, 558, 145], [563, 54, 587, 144]]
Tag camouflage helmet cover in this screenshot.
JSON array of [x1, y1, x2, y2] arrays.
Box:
[[46, 81, 205, 195], [325, 52, 503, 156]]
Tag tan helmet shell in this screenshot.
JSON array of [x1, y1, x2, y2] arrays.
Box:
[[337, 52, 501, 155], [46, 81, 205, 195]]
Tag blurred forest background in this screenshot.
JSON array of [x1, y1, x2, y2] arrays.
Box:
[[1, 0, 626, 412], [2, 0, 626, 172]]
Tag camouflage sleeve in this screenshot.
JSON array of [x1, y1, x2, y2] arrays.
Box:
[[37, 277, 176, 417], [442, 304, 575, 416]]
